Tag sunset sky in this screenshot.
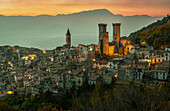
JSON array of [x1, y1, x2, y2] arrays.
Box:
[[0, 0, 169, 16]]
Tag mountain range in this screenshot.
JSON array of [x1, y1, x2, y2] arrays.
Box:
[[0, 9, 163, 49]]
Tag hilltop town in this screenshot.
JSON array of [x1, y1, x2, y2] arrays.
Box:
[[0, 22, 169, 98]]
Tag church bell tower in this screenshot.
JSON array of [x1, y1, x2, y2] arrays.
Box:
[[66, 28, 71, 48]]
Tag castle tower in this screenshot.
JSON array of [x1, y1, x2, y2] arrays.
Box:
[[103, 32, 109, 55], [66, 28, 71, 48], [113, 23, 121, 46], [98, 24, 107, 55], [98, 24, 107, 41]]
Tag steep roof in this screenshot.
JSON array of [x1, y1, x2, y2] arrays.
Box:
[[66, 28, 71, 35]]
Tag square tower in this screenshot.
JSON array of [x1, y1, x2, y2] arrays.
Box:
[[98, 24, 107, 41], [113, 23, 121, 46], [103, 32, 109, 55]]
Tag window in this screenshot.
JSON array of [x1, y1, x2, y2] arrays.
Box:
[[155, 73, 158, 79], [59, 80, 62, 83], [163, 73, 166, 80]]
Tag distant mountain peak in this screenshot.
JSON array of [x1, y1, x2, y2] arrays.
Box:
[[89, 9, 111, 12], [0, 15, 5, 17], [131, 15, 151, 17], [36, 15, 52, 17], [56, 9, 114, 16], [91, 9, 114, 14]]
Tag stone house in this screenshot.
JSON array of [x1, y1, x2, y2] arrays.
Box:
[[88, 75, 100, 85], [97, 67, 108, 75], [156, 61, 169, 70], [118, 61, 131, 69], [152, 70, 169, 82], [134, 68, 144, 81], [75, 72, 85, 87], [124, 44, 139, 54], [70, 52, 79, 61], [108, 60, 121, 69], [149, 50, 170, 64], [125, 67, 135, 81], [133, 61, 149, 70], [77, 44, 88, 60], [102, 75, 112, 84], [92, 61, 108, 69], [118, 68, 126, 80], [48, 63, 66, 72], [87, 69, 97, 76]]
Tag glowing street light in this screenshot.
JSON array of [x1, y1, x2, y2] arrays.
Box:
[[6, 91, 14, 95]]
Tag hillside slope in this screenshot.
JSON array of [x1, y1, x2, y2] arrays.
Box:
[[129, 15, 170, 49]]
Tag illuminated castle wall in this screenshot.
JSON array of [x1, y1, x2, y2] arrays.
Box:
[[97, 23, 122, 56], [103, 32, 109, 55]]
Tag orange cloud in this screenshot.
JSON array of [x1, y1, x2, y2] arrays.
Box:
[[0, 0, 169, 16]]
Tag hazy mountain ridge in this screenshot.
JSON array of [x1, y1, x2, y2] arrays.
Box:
[[0, 9, 163, 49], [0, 9, 114, 17], [0, 9, 158, 17]]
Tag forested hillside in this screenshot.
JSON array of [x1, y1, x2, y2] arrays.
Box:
[[129, 15, 170, 49]]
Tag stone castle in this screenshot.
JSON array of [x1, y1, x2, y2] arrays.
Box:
[[96, 23, 124, 55], [65, 23, 136, 56]]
